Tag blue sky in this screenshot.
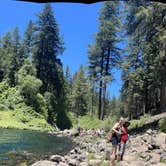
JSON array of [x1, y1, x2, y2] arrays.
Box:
[[0, 0, 122, 98]]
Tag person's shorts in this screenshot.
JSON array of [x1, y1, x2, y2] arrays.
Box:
[[112, 137, 118, 146]]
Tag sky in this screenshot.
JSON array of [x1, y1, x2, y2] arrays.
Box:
[[0, 0, 122, 98]]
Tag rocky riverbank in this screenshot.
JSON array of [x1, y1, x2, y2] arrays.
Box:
[[31, 128, 166, 166]]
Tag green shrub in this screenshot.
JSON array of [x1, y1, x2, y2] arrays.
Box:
[[35, 93, 48, 119], [159, 118, 166, 133], [128, 115, 151, 130], [0, 110, 54, 131], [0, 81, 24, 110], [0, 81, 9, 93], [0, 104, 9, 111], [102, 117, 116, 132]]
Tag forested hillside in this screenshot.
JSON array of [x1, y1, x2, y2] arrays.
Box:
[[0, 1, 165, 131], [0, 4, 71, 130]]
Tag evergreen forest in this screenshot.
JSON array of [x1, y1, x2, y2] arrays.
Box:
[[0, 1, 165, 131]]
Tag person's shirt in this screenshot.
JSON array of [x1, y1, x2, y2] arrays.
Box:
[[121, 127, 128, 143]]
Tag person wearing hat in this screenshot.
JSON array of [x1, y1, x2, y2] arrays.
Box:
[[117, 121, 130, 161]]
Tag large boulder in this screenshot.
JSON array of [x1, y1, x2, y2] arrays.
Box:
[[155, 132, 166, 149], [50, 155, 63, 162], [88, 159, 102, 166], [59, 162, 69, 166], [154, 163, 166, 166], [68, 158, 78, 166], [118, 161, 130, 166], [130, 160, 146, 166], [105, 150, 111, 160], [149, 153, 161, 164], [31, 160, 57, 166], [79, 162, 89, 166], [123, 154, 138, 163], [70, 129, 79, 137]]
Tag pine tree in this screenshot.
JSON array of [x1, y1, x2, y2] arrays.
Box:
[[8, 27, 22, 86], [32, 4, 71, 129], [72, 65, 88, 118], [121, 1, 166, 119], [0, 32, 12, 79], [33, 4, 64, 93], [65, 65, 73, 112], [88, 1, 121, 119], [88, 44, 101, 117], [22, 20, 35, 60]]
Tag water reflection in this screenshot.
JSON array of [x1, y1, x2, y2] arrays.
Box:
[[0, 129, 74, 165]]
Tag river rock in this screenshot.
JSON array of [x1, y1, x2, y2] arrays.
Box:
[[160, 151, 166, 161], [94, 154, 103, 160], [154, 163, 166, 166], [130, 160, 146, 166], [118, 161, 130, 166], [80, 142, 87, 149], [88, 147, 96, 153], [64, 155, 70, 162], [105, 150, 111, 160], [123, 154, 138, 163], [88, 159, 102, 166], [146, 129, 153, 135], [20, 163, 27, 166], [70, 149, 76, 154], [149, 153, 161, 164], [63, 129, 70, 136], [50, 155, 63, 162], [78, 153, 88, 161], [145, 154, 152, 161], [70, 154, 80, 159], [59, 162, 69, 166], [98, 143, 105, 152], [155, 132, 166, 149], [31, 160, 57, 166], [68, 158, 78, 166], [79, 162, 89, 166], [70, 129, 79, 137]]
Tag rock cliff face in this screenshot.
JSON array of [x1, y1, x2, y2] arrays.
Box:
[[31, 128, 166, 166]]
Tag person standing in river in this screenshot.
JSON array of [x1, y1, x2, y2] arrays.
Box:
[[110, 117, 125, 166]]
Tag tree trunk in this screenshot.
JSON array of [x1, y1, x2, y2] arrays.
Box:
[[144, 80, 149, 114], [90, 81, 94, 117], [100, 80, 107, 120], [160, 78, 166, 112], [100, 48, 110, 120], [98, 49, 104, 119], [160, 37, 166, 112], [98, 80, 103, 119]]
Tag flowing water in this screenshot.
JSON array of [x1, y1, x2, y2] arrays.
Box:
[[0, 128, 74, 166]]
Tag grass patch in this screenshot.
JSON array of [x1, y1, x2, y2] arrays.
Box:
[[160, 159, 166, 164], [0, 110, 54, 131], [87, 153, 95, 160], [101, 161, 110, 166], [69, 112, 116, 132], [69, 113, 103, 129]]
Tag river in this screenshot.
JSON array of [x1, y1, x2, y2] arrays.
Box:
[[0, 128, 74, 166]]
